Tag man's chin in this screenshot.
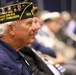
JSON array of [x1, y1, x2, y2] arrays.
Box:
[[29, 39, 35, 44]]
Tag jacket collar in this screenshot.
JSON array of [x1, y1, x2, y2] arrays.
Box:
[[0, 40, 19, 60]]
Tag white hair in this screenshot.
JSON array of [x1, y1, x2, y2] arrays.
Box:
[[0, 21, 17, 37]]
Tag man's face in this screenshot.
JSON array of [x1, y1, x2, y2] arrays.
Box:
[[14, 17, 41, 47]]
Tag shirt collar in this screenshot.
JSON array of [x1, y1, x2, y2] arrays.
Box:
[[0, 40, 20, 60]]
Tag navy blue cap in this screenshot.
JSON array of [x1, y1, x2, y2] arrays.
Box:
[[0, 0, 33, 24]]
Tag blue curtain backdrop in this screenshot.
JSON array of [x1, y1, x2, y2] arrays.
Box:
[[32, 0, 71, 12], [0, 0, 71, 12], [44, 0, 61, 12]]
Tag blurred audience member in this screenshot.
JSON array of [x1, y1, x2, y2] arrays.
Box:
[[61, 11, 76, 48], [32, 11, 66, 64]]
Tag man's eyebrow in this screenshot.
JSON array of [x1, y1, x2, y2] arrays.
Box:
[[26, 19, 33, 24]]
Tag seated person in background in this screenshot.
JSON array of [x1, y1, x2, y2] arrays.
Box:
[[61, 11, 76, 48], [32, 12, 66, 65]]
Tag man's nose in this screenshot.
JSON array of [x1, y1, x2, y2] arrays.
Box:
[[36, 22, 41, 29], [32, 22, 41, 30]]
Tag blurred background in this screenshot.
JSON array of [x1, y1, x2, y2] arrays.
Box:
[[32, 0, 72, 12]]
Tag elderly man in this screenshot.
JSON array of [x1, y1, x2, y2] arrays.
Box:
[[0, 0, 41, 75]]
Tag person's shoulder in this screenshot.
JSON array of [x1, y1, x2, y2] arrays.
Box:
[[0, 47, 7, 57], [0, 47, 11, 65]]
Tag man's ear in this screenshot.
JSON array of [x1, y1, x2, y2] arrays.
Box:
[[7, 24, 15, 35]]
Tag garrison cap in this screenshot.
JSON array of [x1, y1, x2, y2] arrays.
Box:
[[0, 0, 34, 24], [32, 5, 38, 16]]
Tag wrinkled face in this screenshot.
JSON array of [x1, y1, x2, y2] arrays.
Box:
[[13, 17, 41, 47]]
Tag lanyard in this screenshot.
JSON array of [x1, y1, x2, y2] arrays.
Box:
[[18, 51, 33, 75]]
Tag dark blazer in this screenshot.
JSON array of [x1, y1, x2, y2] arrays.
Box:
[[20, 46, 54, 75]]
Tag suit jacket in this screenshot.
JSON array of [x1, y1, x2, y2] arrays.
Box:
[[20, 46, 54, 75]]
